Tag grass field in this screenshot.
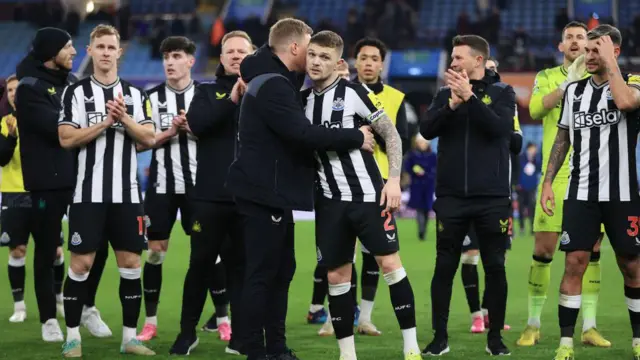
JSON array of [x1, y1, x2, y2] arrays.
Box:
[[0, 219, 633, 359]]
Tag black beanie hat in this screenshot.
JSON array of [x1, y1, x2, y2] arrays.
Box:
[[31, 27, 72, 63]]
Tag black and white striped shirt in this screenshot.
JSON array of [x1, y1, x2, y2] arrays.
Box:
[[146, 81, 197, 194], [558, 74, 640, 202], [303, 78, 386, 202], [58, 76, 154, 204]]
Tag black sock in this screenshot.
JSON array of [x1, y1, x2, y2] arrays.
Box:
[[311, 264, 328, 307], [482, 286, 489, 313], [558, 294, 581, 338], [85, 243, 108, 308], [53, 256, 64, 296], [328, 283, 354, 339], [143, 262, 162, 317], [63, 269, 88, 328], [361, 251, 379, 301], [386, 269, 416, 329], [210, 261, 229, 318], [625, 286, 640, 338], [8, 257, 26, 302], [351, 263, 358, 307], [461, 263, 481, 314], [120, 268, 143, 328]]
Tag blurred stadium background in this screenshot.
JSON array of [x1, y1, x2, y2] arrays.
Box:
[[0, 0, 638, 212]]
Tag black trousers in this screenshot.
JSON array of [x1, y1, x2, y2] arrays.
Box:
[[29, 190, 72, 323], [430, 196, 510, 339], [179, 200, 244, 339], [236, 198, 296, 358]]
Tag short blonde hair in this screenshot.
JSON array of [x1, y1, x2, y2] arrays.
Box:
[[5, 74, 17, 85], [268, 18, 313, 52], [90, 24, 120, 44], [221, 31, 253, 48]]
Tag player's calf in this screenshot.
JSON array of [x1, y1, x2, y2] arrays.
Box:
[[8, 245, 27, 323], [327, 263, 357, 360], [140, 239, 167, 340], [63, 253, 96, 346], [460, 250, 483, 333], [557, 251, 590, 352]]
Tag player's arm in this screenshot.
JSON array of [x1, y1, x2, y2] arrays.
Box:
[[529, 70, 563, 120], [354, 86, 402, 180], [187, 84, 237, 138], [260, 79, 364, 151], [510, 109, 523, 155], [421, 87, 455, 140], [606, 66, 640, 112], [15, 83, 60, 142], [466, 86, 516, 138], [375, 101, 410, 155], [0, 115, 17, 166], [58, 88, 111, 149], [120, 93, 156, 148], [544, 91, 572, 185]]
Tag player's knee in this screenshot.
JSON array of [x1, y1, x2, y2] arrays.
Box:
[[377, 253, 401, 274], [148, 240, 168, 253], [461, 252, 479, 265], [146, 250, 166, 265], [534, 232, 558, 258], [56, 246, 64, 259], [564, 251, 589, 278], [69, 259, 92, 277], [115, 251, 141, 269], [10, 245, 27, 259], [327, 264, 352, 284]]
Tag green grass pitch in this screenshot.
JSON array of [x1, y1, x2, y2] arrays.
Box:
[[0, 219, 632, 359]]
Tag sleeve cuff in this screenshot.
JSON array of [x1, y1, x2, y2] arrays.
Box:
[[138, 119, 155, 127], [557, 123, 569, 129], [58, 121, 80, 128]]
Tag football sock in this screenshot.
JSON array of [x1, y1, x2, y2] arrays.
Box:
[[528, 255, 552, 328]]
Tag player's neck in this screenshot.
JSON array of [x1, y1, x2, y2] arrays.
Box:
[[592, 72, 609, 85], [92, 68, 118, 86], [358, 76, 379, 85], [562, 57, 572, 71], [313, 73, 340, 92], [167, 76, 192, 92], [468, 68, 485, 81]]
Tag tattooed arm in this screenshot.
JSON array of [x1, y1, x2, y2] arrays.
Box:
[[370, 114, 402, 180], [543, 128, 571, 185]]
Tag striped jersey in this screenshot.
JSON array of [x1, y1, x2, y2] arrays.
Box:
[[303, 78, 387, 202], [558, 74, 640, 202], [58, 76, 154, 204], [147, 81, 198, 194]]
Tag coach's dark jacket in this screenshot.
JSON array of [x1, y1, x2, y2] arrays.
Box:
[[188, 65, 238, 202], [226, 44, 364, 211], [421, 69, 516, 198], [15, 53, 77, 192]]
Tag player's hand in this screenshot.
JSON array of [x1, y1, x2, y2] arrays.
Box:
[[359, 125, 375, 152], [540, 182, 555, 216], [105, 100, 122, 126], [567, 54, 587, 83], [380, 178, 402, 213], [336, 59, 350, 80], [5, 114, 17, 137], [230, 79, 247, 104], [173, 110, 190, 132], [449, 90, 462, 110], [445, 69, 473, 101], [595, 35, 617, 66]]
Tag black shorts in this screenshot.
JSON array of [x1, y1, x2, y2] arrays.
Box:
[[0, 193, 64, 249], [462, 220, 513, 252], [315, 197, 399, 269], [68, 202, 147, 255], [144, 190, 192, 240], [561, 199, 640, 255]]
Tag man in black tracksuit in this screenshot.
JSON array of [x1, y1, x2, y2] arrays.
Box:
[[15, 27, 109, 341], [226, 19, 374, 360], [420, 35, 515, 356], [169, 31, 253, 356]]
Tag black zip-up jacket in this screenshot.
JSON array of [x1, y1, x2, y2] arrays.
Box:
[[15, 54, 77, 192], [226, 45, 365, 211], [421, 70, 516, 198], [188, 65, 238, 202]]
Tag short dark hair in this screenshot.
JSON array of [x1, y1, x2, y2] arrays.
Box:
[[160, 36, 197, 55], [526, 141, 537, 149], [587, 24, 623, 45], [561, 21, 588, 40], [310, 31, 344, 57], [354, 37, 387, 61], [452, 35, 490, 62], [487, 56, 499, 68]]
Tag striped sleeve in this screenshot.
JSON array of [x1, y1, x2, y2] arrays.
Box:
[[58, 85, 80, 128], [557, 87, 571, 129], [627, 74, 640, 92], [352, 84, 386, 123], [137, 90, 155, 127]]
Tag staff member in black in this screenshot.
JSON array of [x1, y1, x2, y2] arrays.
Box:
[[227, 18, 375, 360], [420, 35, 515, 356], [169, 30, 254, 356], [15, 27, 109, 342]]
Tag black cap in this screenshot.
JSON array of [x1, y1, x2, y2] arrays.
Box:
[[31, 27, 72, 63]]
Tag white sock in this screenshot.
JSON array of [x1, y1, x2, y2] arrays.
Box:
[[528, 317, 541, 328], [359, 299, 374, 323], [337, 335, 357, 359], [401, 327, 420, 354], [560, 337, 573, 347], [471, 311, 483, 319], [481, 308, 488, 316], [582, 317, 596, 332], [633, 338, 640, 347], [56, 293, 63, 303], [217, 316, 230, 326], [122, 326, 137, 344], [14, 300, 25, 311], [67, 326, 81, 342], [83, 305, 96, 313], [310, 304, 324, 313], [146, 316, 157, 326]]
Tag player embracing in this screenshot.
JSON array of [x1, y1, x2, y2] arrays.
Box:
[[517, 21, 610, 348]]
